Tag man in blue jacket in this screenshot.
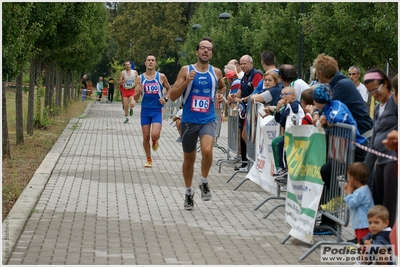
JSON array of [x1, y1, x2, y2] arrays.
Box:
[[312, 53, 373, 138]]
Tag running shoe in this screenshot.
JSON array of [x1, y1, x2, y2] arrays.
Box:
[[184, 192, 195, 210], [199, 183, 211, 201], [144, 159, 152, 168], [124, 117, 129, 124], [129, 108, 133, 116], [152, 140, 159, 151]]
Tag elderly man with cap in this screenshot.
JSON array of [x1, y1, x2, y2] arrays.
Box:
[[225, 70, 240, 95]]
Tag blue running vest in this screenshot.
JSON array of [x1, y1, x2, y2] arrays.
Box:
[[140, 72, 164, 109], [181, 64, 218, 124]]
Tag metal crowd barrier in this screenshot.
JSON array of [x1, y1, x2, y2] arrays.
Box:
[[281, 122, 358, 261], [164, 95, 182, 121], [213, 101, 227, 154], [216, 103, 241, 172]]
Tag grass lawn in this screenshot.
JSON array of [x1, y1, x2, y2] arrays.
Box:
[[2, 88, 90, 220]]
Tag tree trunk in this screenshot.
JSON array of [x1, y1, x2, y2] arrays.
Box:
[[2, 81, 11, 159], [15, 71, 24, 144], [73, 72, 77, 100], [44, 61, 55, 116], [34, 60, 43, 128], [64, 71, 70, 107], [49, 62, 55, 115], [73, 73, 76, 99], [44, 62, 51, 108], [54, 64, 59, 111], [55, 64, 62, 115], [27, 57, 36, 136], [49, 61, 56, 116]]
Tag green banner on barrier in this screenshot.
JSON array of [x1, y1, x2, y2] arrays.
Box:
[[284, 124, 326, 244]]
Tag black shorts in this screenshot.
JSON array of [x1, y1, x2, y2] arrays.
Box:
[[180, 121, 216, 153]]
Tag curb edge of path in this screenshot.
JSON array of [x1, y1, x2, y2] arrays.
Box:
[[2, 102, 93, 265]]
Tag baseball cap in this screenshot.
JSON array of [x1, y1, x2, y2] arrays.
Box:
[[224, 70, 238, 79]]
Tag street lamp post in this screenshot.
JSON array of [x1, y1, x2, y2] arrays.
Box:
[[386, 58, 393, 75]]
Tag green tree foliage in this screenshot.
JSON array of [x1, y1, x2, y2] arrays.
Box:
[[110, 2, 187, 64], [174, 2, 397, 79], [300, 2, 397, 73], [2, 3, 41, 80]]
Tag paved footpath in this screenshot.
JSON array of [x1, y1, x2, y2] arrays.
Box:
[[3, 101, 353, 265]]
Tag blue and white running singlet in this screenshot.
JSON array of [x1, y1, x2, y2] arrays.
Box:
[[140, 72, 164, 109], [181, 64, 218, 124]]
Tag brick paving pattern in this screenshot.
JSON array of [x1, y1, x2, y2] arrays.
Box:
[[4, 102, 354, 265]]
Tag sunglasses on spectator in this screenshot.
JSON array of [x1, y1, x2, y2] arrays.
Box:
[[280, 92, 293, 97], [368, 83, 383, 95]]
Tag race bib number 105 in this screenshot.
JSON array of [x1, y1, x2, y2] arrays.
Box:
[[191, 96, 210, 112]]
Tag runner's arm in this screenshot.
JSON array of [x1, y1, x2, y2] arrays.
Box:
[[134, 75, 142, 98], [170, 66, 190, 102], [161, 73, 172, 99], [117, 72, 125, 86]]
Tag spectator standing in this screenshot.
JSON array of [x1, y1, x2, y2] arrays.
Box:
[[251, 70, 282, 106], [252, 50, 280, 95], [81, 74, 88, 101], [169, 37, 226, 210], [384, 74, 398, 262], [224, 70, 242, 160], [228, 59, 244, 78], [278, 64, 309, 102], [107, 75, 115, 103], [96, 77, 103, 103], [224, 70, 241, 95], [348, 66, 369, 104], [312, 54, 373, 140], [224, 63, 238, 77], [227, 55, 263, 171], [363, 69, 398, 229], [344, 162, 374, 244]]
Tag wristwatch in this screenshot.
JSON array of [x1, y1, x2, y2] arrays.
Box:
[[164, 97, 168, 102], [241, 98, 244, 102]]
